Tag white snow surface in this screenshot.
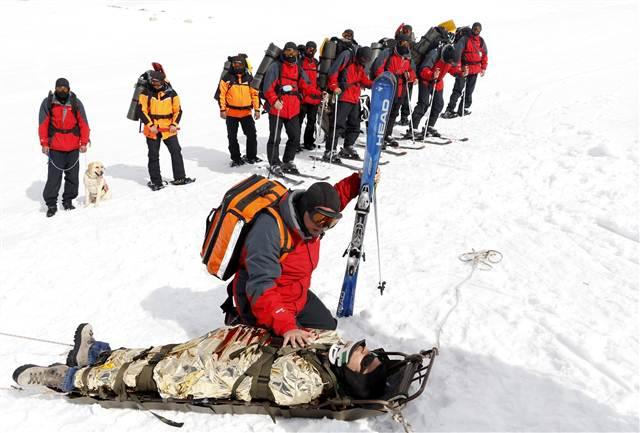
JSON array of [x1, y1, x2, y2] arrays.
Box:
[[0, 0, 638, 431]]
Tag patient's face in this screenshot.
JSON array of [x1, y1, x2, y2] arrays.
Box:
[[347, 345, 382, 374]]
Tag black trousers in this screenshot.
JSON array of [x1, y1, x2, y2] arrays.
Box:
[[401, 82, 413, 119], [296, 290, 337, 330], [446, 73, 478, 114], [43, 149, 80, 207], [146, 134, 186, 185], [384, 96, 406, 139], [226, 115, 257, 161], [266, 113, 300, 165], [411, 83, 444, 129], [325, 101, 360, 151], [299, 103, 319, 146]]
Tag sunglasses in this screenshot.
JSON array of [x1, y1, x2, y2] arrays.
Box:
[[359, 352, 379, 373], [309, 207, 342, 229]]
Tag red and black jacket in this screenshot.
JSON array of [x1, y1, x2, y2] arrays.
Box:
[[301, 56, 322, 106], [418, 48, 456, 92], [327, 51, 373, 104], [373, 49, 416, 98], [452, 34, 488, 76], [262, 58, 315, 119], [38, 92, 90, 151]]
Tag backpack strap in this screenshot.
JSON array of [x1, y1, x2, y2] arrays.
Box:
[[264, 206, 293, 260], [47, 91, 81, 137]]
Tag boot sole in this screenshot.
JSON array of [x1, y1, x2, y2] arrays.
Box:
[[13, 364, 37, 384], [66, 323, 90, 367]]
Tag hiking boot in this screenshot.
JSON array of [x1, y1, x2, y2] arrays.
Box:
[[269, 164, 284, 176], [46, 206, 57, 218], [66, 323, 95, 368], [303, 143, 316, 150], [398, 117, 409, 126], [425, 126, 441, 137], [243, 155, 262, 164], [440, 110, 457, 119], [322, 150, 341, 163], [171, 177, 195, 186], [62, 201, 75, 211], [296, 146, 304, 153], [281, 161, 300, 175], [230, 159, 245, 167], [402, 129, 414, 140], [339, 146, 361, 160], [384, 137, 399, 148], [13, 363, 69, 390], [147, 181, 166, 191]]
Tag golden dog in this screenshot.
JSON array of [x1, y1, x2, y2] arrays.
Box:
[[84, 161, 112, 207]]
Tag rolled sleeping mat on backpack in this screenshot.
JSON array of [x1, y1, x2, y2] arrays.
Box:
[[364, 42, 383, 75], [219, 60, 231, 80], [250, 43, 282, 90], [317, 39, 337, 90], [127, 73, 150, 121]]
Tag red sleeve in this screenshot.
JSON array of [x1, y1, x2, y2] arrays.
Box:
[[407, 63, 417, 81], [264, 79, 279, 106], [359, 67, 373, 88], [449, 63, 462, 77], [76, 105, 90, 145], [481, 48, 488, 71], [327, 68, 339, 92], [420, 66, 434, 82], [334, 172, 361, 211], [251, 287, 298, 336]]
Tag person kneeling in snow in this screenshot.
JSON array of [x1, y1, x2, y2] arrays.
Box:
[[13, 323, 388, 405]]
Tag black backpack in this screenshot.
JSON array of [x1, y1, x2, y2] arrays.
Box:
[[454, 26, 473, 44], [411, 26, 450, 67]]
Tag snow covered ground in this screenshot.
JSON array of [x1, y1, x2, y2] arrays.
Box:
[[0, 0, 638, 431]]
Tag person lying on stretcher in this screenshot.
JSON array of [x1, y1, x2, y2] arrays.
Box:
[[13, 323, 387, 406]]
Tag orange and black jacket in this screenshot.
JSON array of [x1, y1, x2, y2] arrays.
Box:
[[138, 83, 182, 139], [218, 72, 260, 118]]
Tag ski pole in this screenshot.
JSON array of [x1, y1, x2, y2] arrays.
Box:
[[460, 72, 467, 138], [372, 186, 386, 295], [312, 95, 327, 170], [422, 83, 437, 143], [268, 105, 282, 178], [328, 94, 339, 163], [405, 80, 416, 144]]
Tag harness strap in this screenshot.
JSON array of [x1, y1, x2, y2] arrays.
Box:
[[135, 344, 178, 393], [230, 333, 278, 401], [149, 113, 174, 119]]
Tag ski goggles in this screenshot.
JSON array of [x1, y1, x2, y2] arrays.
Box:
[[359, 352, 380, 373], [310, 207, 342, 229]]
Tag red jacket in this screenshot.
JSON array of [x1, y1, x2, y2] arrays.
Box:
[[373, 51, 416, 98], [452, 35, 488, 76], [235, 173, 361, 335], [419, 58, 455, 91], [38, 92, 90, 151], [327, 52, 373, 104], [301, 56, 322, 105], [263, 59, 315, 119]]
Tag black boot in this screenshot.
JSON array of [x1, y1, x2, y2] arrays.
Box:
[[46, 206, 57, 218], [171, 177, 196, 186], [62, 201, 75, 211]]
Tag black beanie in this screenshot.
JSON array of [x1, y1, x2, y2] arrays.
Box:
[[55, 78, 70, 88], [306, 40, 317, 49], [441, 45, 456, 64], [298, 182, 341, 216], [283, 41, 298, 51], [472, 22, 482, 31], [396, 33, 411, 43]]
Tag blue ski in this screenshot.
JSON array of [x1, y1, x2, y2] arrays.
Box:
[[337, 72, 397, 318]]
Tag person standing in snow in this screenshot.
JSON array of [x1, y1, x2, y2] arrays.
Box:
[[372, 33, 417, 147], [138, 70, 194, 190], [38, 77, 90, 218], [323, 46, 373, 162], [395, 24, 416, 127], [218, 55, 261, 167], [262, 42, 318, 176], [404, 44, 458, 139], [298, 41, 323, 151], [442, 22, 488, 118]]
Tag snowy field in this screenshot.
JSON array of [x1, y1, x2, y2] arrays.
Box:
[[0, 0, 638, 431]]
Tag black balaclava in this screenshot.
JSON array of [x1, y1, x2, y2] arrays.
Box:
[[283, 41, 298, 63], [395, 33, 411, 56], [229, 55, 245, 75], [54, 77, 70, 103], [305, 41, 317, 58], [328, 340, 388, 399]]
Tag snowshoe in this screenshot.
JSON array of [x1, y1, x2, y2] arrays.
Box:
[[338, 146, 361, 161], [440, 110, 458, 119], [230, 159, 245, 167], [322, 150, 341, 163], [269, 164, 284, 176], [170, 177, 196, 186], [46, 206, 57, 218], [243, 155, 263, 164], [281, 162, 300, 175]]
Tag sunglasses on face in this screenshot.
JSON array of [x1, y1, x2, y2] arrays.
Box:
[[55, 86, 69, 92], [359, 352, 379, 373], [309, 207, 342, 229], [151, 79, 162, 86], [283, 48, 298, 56]]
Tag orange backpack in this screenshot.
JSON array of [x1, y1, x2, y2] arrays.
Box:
[[201, 175, 293, 280]]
